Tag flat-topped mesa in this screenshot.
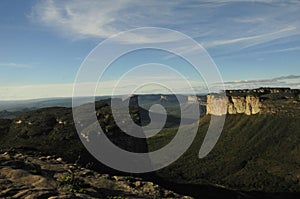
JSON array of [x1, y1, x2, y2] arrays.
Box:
[[228, 87, 275, 93], [206, 87, 300, 116], [226, 87, 299, 96]]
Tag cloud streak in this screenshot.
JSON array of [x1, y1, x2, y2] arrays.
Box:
[[223, 75, 300, 84], [30, 0, 300, 53], [30, 0, 191, 44], [218, 75, 300, 89], [257, 46, 300, 54], [204, 26, 297, 48], [0, 62, 32, 69]]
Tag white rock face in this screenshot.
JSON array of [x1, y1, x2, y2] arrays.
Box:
[[245, 96, 261, 115], [206, 94, 227, 116], [230, 96, 246, 114], [207, 95, 261, 115]]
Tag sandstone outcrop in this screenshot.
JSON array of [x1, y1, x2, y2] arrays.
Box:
[[206, 88, 300, 116], [206, 95, 261, 116], [228, 95, 261, 115], [0, 150, 193, 199], [206, 94, 227, 116]]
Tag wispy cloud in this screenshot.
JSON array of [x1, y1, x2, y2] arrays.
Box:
[[205, 0, 300, 5], [30, 0, 300, 56], [273, 75, 300, 81], [30, 0, 127, 39], [30, 0, 299, 42], [223, 75, 300, 84], [204, 26, 297, 48], [257, 46, 300, 54], [218, 75, 300, 89], [30, 0, 187, 44], [0, 62, 32, 69]]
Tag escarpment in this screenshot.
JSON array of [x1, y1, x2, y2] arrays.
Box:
[[227, 95, 261, 115], [206, 87, 300, 116]]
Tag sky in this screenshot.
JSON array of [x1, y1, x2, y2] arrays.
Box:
[[0, 0, 300, 100]]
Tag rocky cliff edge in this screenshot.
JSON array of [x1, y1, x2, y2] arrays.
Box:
[[206, 87, 300, 116]]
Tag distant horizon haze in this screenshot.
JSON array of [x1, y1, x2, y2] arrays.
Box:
[[0, 1, 299, 100]]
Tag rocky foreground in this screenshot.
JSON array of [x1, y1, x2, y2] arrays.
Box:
[[0, 149, 193, 199]]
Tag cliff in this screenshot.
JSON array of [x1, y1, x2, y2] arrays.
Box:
[[206, 88, 300, 116]]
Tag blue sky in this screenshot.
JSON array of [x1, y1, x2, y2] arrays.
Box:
[[0, 0, 299, 100]]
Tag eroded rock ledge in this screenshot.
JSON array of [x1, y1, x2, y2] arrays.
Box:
[[206, 87, 300, 116], [0, 149, 193, 199]]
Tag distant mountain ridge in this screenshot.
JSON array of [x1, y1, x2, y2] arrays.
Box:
[[0, 96, 112, 112]]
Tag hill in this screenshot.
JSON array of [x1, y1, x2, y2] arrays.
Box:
[[0, 100, 147, 174], [147, 88, 300, 194], [0, 96, 112, 112], [1, 89, 300, 198], [149, 114, 300, 193]]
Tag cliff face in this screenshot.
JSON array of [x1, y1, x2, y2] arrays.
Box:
[[206, 88, 300, 116], [207, 95, 261, 116], [206, 94, 227, 116], [228, 95, 261, 115]]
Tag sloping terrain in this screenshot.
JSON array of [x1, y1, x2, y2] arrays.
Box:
[[149, 113, 300, 193], [1, 92, 300, 198], [0, 149, 192, 199], [0, 101, 147, 173]]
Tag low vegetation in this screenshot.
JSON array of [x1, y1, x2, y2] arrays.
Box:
[[148, 113, 300, 192], [1, 92, 300, 196]]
